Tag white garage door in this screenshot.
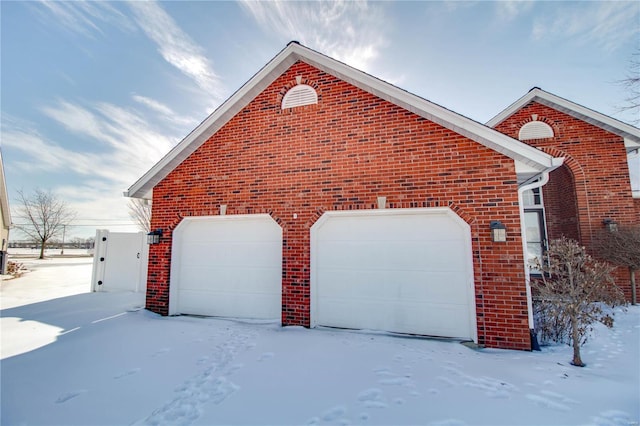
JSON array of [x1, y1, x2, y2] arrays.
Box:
[[169, 214, 282, 320], [311, 208, 476, 340]]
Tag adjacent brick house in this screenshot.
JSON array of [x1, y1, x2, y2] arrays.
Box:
[[126, 42, 636, 351], [488, 88, 640, 301]]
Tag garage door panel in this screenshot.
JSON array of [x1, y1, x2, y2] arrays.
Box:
[[179, 266, 280, 293], [181, 242, 281, 268], [182, 219, 280, 241], [178, 289, 280, 319], [318, 269, 468, 304], [171, 215, 282, 320], [312, 208, 475, 339], [317, 298, 470, 337], [318, 240, 465, 272], [323, 215, 463, 241]]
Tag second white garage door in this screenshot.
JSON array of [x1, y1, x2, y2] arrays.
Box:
[[169, 214, 282, 320], [311, 208, 476, 340]]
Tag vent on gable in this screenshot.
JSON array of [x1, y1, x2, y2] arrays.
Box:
[[518, 121, 554, 141], [281, 84, 318, 109]]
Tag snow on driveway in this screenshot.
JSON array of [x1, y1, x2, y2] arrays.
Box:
[[1, 257, 638, 426]]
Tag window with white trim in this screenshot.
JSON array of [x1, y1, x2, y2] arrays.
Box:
[[523, 187, 547, 275], [281, 84, 317, 109], [629, 149, 640, 197]]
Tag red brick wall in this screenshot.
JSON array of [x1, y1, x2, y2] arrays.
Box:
[[494, 101, 639, 300], [148, 61, 532, 350]]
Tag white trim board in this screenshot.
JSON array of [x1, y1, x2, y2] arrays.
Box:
[[125, 42, 561, 200], [487, 87, 640, 147]]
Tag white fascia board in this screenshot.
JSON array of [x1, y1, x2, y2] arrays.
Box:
[[624, 137, 640, 152], [126, 44, 560, 198], [487, 88, 640, 145], [126, 45, 301, 199], [295, 45, 559, 171]]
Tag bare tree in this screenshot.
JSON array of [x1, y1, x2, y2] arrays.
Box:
[[532, 237, 626, 367], [14, 188, 76, 259], [128, 198, 151, 233], [593, 226, 640, 305], [618, 48, 639, 124]]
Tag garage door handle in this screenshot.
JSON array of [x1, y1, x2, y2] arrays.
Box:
[[137, 252, 140, 259]]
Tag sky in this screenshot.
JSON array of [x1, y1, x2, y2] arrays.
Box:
[[1, 1, 639, 240]]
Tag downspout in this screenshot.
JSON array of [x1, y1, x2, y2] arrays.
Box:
[[517, 172, 550, 351]]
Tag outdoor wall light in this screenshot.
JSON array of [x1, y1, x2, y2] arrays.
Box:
[[147, 228, 163, 245], [602, 218, 618, 232], [490, 220, 507, 242]]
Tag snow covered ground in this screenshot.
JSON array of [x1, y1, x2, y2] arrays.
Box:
[[1, 257, 638, 426]]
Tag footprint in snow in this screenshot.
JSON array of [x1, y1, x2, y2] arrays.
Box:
[[373, 366, 392, 375], [436, 376, 457, 387], [539, 390, 579, 405], [151, 348, 170, 357], [429, 419, 467, 426], [591, 409, 634, 426], [257, 352, 275, 361], [226, 363, 244, 375], [114, 368, 141, 379], [357, 388, 388, 408], [526, 393, 571, 411], [55, 390, 87, 404], [378, 376, 412, 386], [322, 405, 347, 421]]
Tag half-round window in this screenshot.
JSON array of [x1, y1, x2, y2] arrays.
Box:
[[281, 84, 318, 109], [518, 121, 554, 141]]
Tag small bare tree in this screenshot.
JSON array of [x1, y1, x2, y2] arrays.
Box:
[[128, 198, 151, 233], [593, 226, 640, 305], [618, 48, 639, 124], [532, 237, 626, 367], [14, 188, 76, 259]]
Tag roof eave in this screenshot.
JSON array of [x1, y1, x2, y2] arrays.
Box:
[[127, 44, 560, 198], [487, 88, 640, 144], [126, 44, 302, 199]]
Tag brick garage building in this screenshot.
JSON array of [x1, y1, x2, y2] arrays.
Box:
[[488, 88, 640, 302], [127, 42, 605, 351]]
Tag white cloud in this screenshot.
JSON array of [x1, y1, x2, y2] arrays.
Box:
[[132, 94, 199, 128], [2, 102, 182, 238], [5, 101, 178, 191], [239, 0, 387, 72], [33, 1, 134, 37], [532, 2, 639, 51], [127, 1, 225, 102], [495, 1, 534, 21]]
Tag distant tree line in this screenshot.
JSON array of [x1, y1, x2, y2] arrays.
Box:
[[9, 237, 94, 250]]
